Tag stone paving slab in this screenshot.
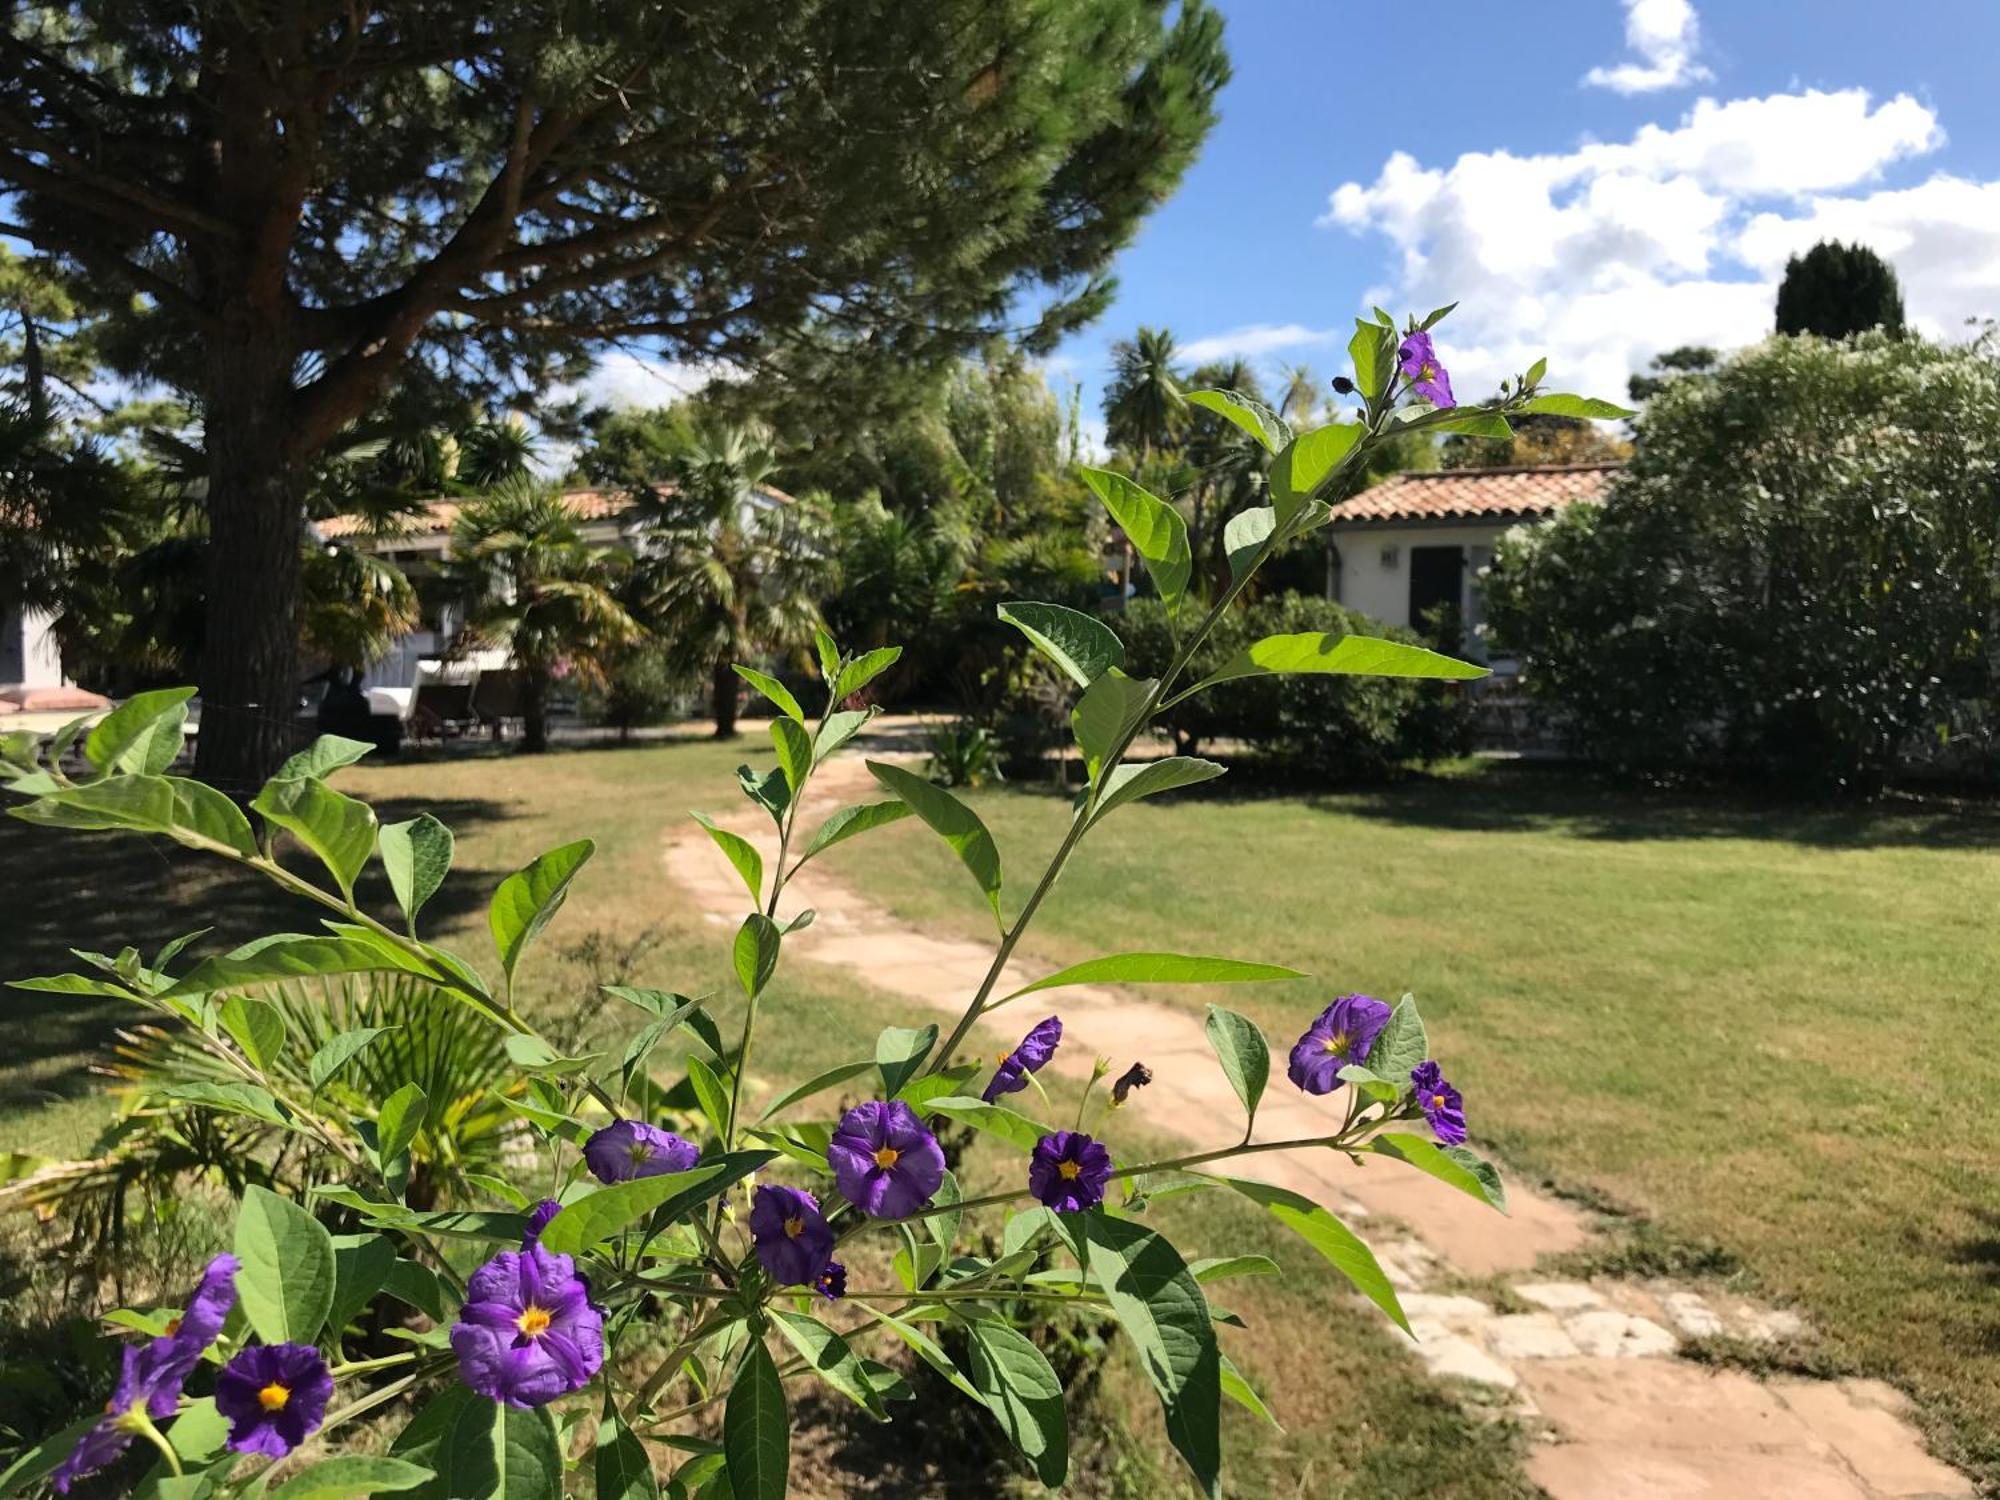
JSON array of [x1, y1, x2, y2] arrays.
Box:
[[663, 750, 1975, 1500]]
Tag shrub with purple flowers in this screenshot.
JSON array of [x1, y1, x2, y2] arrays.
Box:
[[0, 309, 1626, 1498]]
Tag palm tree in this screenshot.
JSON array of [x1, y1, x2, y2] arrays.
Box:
[[635, 422, 829, 738], [1183, 359, 1274, 590], [1102, 326, 1188, 465], [445, 484, 643, 752], [1277, 362, 1323, 428]]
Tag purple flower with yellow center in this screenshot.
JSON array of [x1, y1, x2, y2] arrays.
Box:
[[1029, 1131, 1113, 1213], [815, 1260, 848, 1302], [749, 1184, 835, 1287], [214, 1343, 333, 1458], [828, 1100, 946, 1219], [451, 1243, 605, 1408], [1288, 994, 1392, 1096], [981, 1015, 1062, 1104], [582, 1120, 699, 1184], [53, 1254, 239, 1493], [1410, 1060, 1468, 1146], [1397, 330, 1456, 408]]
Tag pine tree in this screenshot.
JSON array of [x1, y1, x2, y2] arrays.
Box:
[[0, 2, 1225, 783], [1775, 241, 1906, 340]]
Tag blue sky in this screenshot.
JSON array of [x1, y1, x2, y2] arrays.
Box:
[[1030, 0, 2000, 443]]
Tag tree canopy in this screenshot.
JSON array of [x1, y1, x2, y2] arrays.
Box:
[[1775, 240, 1906, 340], [0, 0, 1226, 781]]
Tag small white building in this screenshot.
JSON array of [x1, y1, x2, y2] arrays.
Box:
[[1324, 463, 1619, 664]]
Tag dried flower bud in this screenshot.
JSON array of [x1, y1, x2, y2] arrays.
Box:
[[1330, 375, 1356, 396], [1112, 1061, 1153, 1106]]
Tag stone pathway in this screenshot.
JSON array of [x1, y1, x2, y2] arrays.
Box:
[[664, 745, 1972, 1500]]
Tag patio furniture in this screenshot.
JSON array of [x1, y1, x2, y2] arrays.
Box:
[[408, 679, 476, 742], [470, 666, 530, 739]]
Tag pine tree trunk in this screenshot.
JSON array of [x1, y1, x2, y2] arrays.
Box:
[[194, 332, 305, 795], [711, 656, 739, 739]]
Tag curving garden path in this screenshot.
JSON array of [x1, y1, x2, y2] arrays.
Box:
[[662, 736, 1971, 1500]]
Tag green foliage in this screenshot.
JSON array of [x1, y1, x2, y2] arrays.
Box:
[[0, 300, 1614, 1500], [1775, 239, 1907, 339], [1124, 595, 1475, 776], [1484, 331, 2000, 790], [923, 720, 1009, 790]]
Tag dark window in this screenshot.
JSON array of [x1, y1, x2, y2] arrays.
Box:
[[1408, 545, 1464, 648]]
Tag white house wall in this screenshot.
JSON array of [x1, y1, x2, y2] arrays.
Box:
[[1331, 522, 1510, 628]]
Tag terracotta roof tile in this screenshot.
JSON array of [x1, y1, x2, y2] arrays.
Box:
[[317, 483, 795, 541], [1327, 463, 1621, 526]]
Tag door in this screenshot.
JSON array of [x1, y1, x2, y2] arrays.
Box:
[[1408, 545, 1464, 648]]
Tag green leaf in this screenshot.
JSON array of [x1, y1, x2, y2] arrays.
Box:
[[733, 913, 781, 998], [252, 775, 378, 898], [855, 1306, 981, 1402], [1203, 1007, 1270, 1124], [1427, 411, 1512, 438], [1223, 505, 1276, 583], [1188, 1254, 1280, 1284], [1182, 631, 1487, 699], [1213, 1176, 1407, 1332], [219, 994, 287, 1071], [1092, 757, 1224, 822], [84, 687, 193, 775], [685, 1053, 733, 1137], [502, 1034, 598, 1075], [1003, 952, 1305, 1002], [10, 775, 175, 838], [769, 718, 814, 792], [424, 1392, 563, 1500], [275, 735, 375, 783], [1368, 1135, 1508, 1213], [965, 1320, 1068, 1489], [165, 933, 436, 997], [1365, 994, 1428, 1085], [1219, 1353, 1282, 1430], [875, 1024, 936, 1099], [689, 812, 763, 903], [159, 1081, 290, 1125], [1083, 1210, 1221, 1497], [833, 646, 902, 704], [1080, 468, 1193, 615], [235, 1183, 336, 1345], [382, 1260, 450, 1321], [1184, 388, 1287, 452], [736, 763, 791, 825], [814, 708, 875, 759], [1269, 422, 1363, 523], [1419, 301, 1458, 330], [732, 665, 803, 723], [165, 777, 257, 856], [1516, 393, 1634, 420], [757, 1059, 874, 1122], [380, 814, 454, 929], [594, 1409, 660, 1500], [799, 800, 912, 861], [268, 1456, 435, 1500], [724, 1339, 788, 1500], [377, 1082, 428, 1162], [536, 1155, 770, 1256], [488, 839, 594, 991], [865, 760, 1002, 925], [1348, 320, 1393, 402], [997, 602, 1125, 688], [771, 1309, 888, 1420], [327, 1233, 397, 1337], [921, 1095, 1047, 1153], [813, 626, 841, 685], [1524, 355, 1548, 388], [1071, 670, 1156, 781]]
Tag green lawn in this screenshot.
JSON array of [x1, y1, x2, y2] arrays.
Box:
[[821, 759, 2000, 1478], [0, 738, 1533, 1499]]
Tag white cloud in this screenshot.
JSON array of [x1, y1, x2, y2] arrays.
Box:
[[1321, 88, 1995, 403], [1585, 0, 1711, 95], [1178, 322, 1338, 363], [571, 349, 719, 411]]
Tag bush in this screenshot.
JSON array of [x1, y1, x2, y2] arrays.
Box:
[[1483, 332, 2000, 791], [1121, 594, 1472, 777], [579, 646, 687, 739]]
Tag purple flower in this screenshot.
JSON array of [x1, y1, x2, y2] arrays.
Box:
[[523, 1199, 562, 1245], [1288, 994, 1392, 1096], [828, 1100, 946, 1219], [749, 1184, 835, 1287], [214, 1343, 333, 1458], [1410, 1060, 1468, 1146], [1029, 1131, 1113, 1213], [52, 1254, 239, 1492], [815, 1261, 848, 1302], [1397, 331, 1456, 408], [582, 1120, 699, 1184], [451, 1244, 605, 1408], [981, 1016, 1062, 1104]]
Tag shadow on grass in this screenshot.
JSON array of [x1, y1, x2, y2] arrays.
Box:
[[0, 795, 511, 1117]]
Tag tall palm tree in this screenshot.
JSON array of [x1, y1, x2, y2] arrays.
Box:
[[445, 484, 643, 752], [1103, 326, 1188, 465], [635, 422, 829, 738], [1277, 362, 1324, 428]]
